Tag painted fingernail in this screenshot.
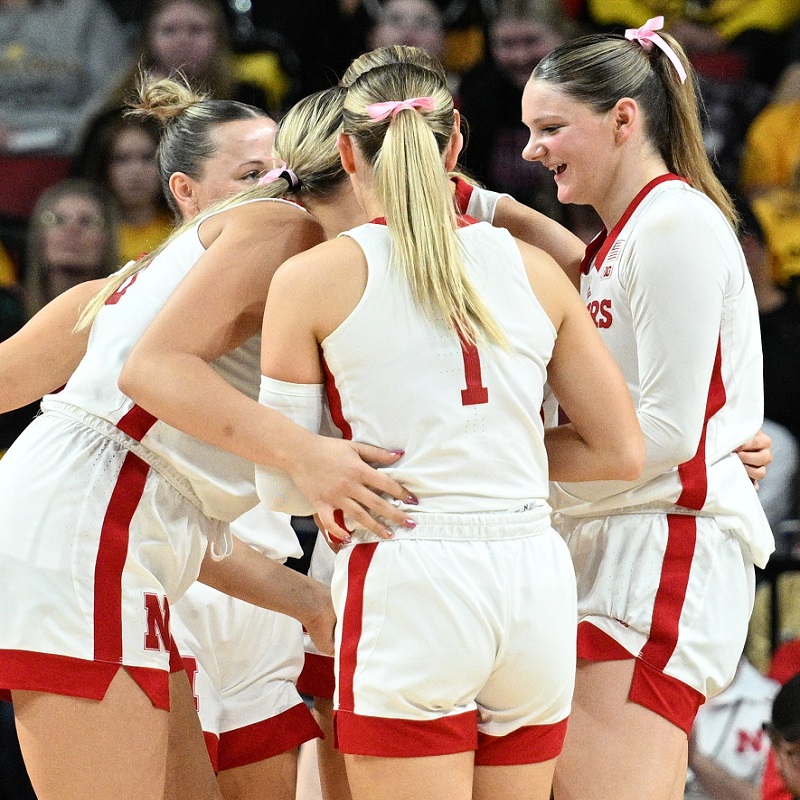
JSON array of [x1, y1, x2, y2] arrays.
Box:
[[390, 449, 405, 456], [381, 528, 394, 538], [403, 517, 416, 529], [406, 494, 419, 505]]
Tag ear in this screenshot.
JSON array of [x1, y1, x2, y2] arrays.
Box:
[[612, 98, 638, 143], [444, 109, 464, 172], [168, 172, 199, 218], [337, 132, 357, 175]]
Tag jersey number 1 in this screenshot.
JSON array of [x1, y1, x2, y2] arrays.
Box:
[[459, 335, 489, 406]]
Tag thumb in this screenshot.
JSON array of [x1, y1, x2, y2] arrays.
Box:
[[351, 442, 404, 466]]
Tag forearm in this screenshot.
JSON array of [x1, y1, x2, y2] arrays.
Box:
[[198, 534, 332, 634], [119, 351, 313, 472], [545, 424, 642, 483], [689, 752, 759, 800]]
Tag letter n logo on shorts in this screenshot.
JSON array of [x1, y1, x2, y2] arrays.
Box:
[[143, 593, 171, 652]]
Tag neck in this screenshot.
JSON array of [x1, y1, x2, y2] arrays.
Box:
[[596, 152, 669, 231], [304, 185, 368, 240]]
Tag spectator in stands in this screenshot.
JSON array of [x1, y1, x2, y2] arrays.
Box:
[[74, 110, 172, 264], [763, 671, 800, 800], [0, 0, 129, 156], [23, 179, 119, 318], [685, 656, 778, 800], [584, 0, 800, 87], [111, 0, 272, 112], [369, 0, 446, 62], [459, 0, 593, 233]]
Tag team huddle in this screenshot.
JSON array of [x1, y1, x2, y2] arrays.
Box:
[[0, 22, 774, 800]]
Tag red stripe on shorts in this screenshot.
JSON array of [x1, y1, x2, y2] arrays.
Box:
[[297, 652, 335, 699], [639, 514, 697, 671], [337, 543, 379, 712], [93, 450, 150, 664], [677, 337, 726, 510], [116, 404, 158, 442], [476, 718, 568, 765], [217, 701, 322, 771], [334, 708, 477, 757]]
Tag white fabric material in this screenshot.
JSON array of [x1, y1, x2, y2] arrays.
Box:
[[464, 184, 508, 223], [550, 179, 773, 568], [256, 376, 323, 516]]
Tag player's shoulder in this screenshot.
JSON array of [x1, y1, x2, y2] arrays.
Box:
[[635, 181, 731, 239]]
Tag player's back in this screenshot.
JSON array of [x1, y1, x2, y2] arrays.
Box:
[[322, 220, 555, 514]]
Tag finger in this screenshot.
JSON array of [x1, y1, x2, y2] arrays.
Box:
[[317, 507, 355, 543], [353, 443, 405, 466], [348, 484, 418, 529]]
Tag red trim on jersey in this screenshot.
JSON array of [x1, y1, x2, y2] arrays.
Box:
[[297, 652, 335, 699], [581, 174, 687, 274], [93, 450, 150, 664], [476, 718, 568, 765], [321, 353, 352, 441], [576, 622, 704, 734], [629, 656, 704, 734], [677, 338, 726, 510], [639, 514, 697, 671], [334, 708, 477, 756], [117, 404, 158, 442], [217, 702, 322, 771], [452, 176, 474, 214], [337, 542, 379, 712], [577, 620, 635, 660], [0, 650, 171, 710], [205, 732, 220, 774]]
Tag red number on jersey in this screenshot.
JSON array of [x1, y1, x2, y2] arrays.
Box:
[[459, 334, 489, 406]]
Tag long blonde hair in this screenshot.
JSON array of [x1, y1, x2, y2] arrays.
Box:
[[77, 82, 347, 330], [533, 32, 738, 227], [343, 62, 506, 345]]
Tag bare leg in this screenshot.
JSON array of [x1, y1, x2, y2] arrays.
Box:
[[553, 660, 688, 800], [344, 752, 474, 800], [473, 759, 557, 800], [164, 669, 223, 800], [13, 669, 169, 800], [218, 750, 298, 800], [313, 697, 352, 800]]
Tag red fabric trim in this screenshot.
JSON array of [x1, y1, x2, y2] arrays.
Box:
[[630, 658, 704, 735], [677, 338, 726, 509], [204, 732, 220, 774], [116, 404, 158, 442], [581, 174, 686, 274], [768, 639, 800, 685], [94, 451, 150, 664], [452, 176, 474, 214], [334, 708, 477, 757], [576, 621, 635, 661], [762, 748, 794, 800], [476, 718, 568, 765], [337, 543, 379, 713], [296, 652, 335, 699], [0, 650, 170, 710], [321, 353, 352, 441], [639, 514, 697, 671], [217, 701, 322, 771]]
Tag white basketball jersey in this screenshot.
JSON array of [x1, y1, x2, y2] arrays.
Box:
[[47, 198, 307, 538], [321, 220, 554, 513], [549, 176, 773, 566]]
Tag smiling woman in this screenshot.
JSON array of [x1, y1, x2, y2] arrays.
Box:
[[520, 23, 773, 800]]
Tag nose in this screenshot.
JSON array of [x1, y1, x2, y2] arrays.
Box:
[[522, 136, 545, 163]]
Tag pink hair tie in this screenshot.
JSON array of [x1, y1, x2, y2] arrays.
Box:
[[258, 161, 301, 190], [625, 16, 688, 84], [365, 96, 436, 121]]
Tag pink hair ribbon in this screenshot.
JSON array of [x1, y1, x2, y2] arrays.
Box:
[[257, 160, 301, 190], [364, 96, 436, 121], [625, 16, 688, 84]]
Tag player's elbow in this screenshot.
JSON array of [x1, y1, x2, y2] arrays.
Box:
[[611, 432, 647, 481]]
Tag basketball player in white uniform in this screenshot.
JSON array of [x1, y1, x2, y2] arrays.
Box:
[[522, 21, 775, 800], [0, 81, 417, 800], [254, 59, 645, 800]]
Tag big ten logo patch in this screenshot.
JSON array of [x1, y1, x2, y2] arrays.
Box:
[[736, 728, 766, 754], [587, 298, 613, 329], [143, 592, 171, 652]]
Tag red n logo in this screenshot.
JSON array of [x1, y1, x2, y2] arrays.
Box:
[[737, 728, 765, 753], [143, 593, 171, 652]]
